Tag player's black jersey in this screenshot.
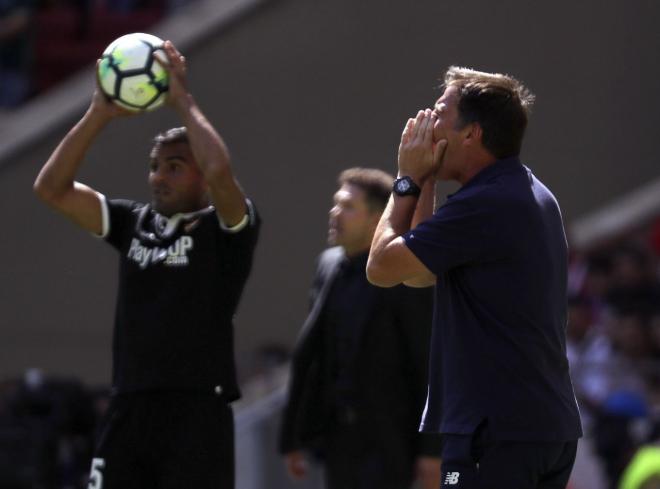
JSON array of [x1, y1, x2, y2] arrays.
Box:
[[100, 197, 260, 400]]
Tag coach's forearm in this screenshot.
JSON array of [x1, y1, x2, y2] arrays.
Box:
[[373, 195, 418, 250], [367, 195, 417, 280], [411, 179, 436, 228]]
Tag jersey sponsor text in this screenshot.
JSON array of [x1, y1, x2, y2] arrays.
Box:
[[127, 236, 193, 269]]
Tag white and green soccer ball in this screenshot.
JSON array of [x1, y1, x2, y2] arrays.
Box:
[[98, 33, 168, 112]]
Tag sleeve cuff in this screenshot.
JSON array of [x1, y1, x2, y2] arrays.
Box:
[[218, 199, 255, 233], [92, 192, 110, 239], [417, 432, 443, 457], [219, 213, 249, 233]]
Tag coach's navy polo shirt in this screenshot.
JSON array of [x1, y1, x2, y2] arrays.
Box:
[[403, 157, 582, 441]]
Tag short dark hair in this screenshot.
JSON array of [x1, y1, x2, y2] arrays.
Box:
[[444, 67, 535, 159], [151, 127, 189, 156], [338, 167, 394, 212]]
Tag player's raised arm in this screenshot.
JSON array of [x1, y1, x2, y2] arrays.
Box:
[[161, 41, 247, 228], [33, 69, 132, 235]]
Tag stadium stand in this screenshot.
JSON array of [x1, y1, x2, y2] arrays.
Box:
[[568, 192, 660, 489], [33, 2, 164, 95]]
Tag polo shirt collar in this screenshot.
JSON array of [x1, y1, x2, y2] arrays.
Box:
[[453, 156, 522, 195]]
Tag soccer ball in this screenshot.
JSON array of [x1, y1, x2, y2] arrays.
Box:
[[98, 33, 169, 112]]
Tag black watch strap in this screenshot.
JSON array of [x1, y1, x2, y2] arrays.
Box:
[[392, 176, 421, 197]]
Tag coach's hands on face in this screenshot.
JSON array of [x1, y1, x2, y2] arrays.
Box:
[[398, 109, 447, 184], [158, 40, 191, 112], [89, 60, 135, 120]]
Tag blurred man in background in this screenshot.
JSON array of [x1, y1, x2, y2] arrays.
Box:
[[279, 167, 441, 489], [33, 41, 259, 489]]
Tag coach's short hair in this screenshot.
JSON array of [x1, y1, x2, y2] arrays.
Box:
[[338, 167, 394, 212], [444, 66, 535, 159]]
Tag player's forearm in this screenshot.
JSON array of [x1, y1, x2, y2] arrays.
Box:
[[34, 110, 109, 203], [174, 95, 247, 225], [174, 95, 232, 181]]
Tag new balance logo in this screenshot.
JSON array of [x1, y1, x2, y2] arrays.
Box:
[[444, 471, 460, 485]]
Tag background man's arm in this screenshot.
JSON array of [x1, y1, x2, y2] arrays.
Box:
[[394, 286, 442, 487], [163, 42, 247, 227]]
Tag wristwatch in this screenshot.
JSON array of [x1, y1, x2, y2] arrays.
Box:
[[392, 176, 421, 197]]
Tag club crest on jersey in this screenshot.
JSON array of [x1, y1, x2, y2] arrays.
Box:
[[127, 236, 193, 269]]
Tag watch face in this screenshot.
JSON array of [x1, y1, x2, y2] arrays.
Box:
[[394, 177, 420, 196]]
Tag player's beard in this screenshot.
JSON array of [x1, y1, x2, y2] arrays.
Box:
[[152, 188, 210, 217]]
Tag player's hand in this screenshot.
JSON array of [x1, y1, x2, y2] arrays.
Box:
[[398, 109, 447, 184], [284, 451, 309, 480], [159, 40, 191, 112], [88, 60, 135, 120], [414, 456, 442, 489]]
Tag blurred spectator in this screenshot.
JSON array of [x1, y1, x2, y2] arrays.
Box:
[[648, 311, 660, 359], [606, 244, 660, 317], [0, 0, 35, 109], [584, 251, 615, 300], [105, 0, 148, 13], [649, 217, 660, 259], [618, 445, 660, 489], [567, 294, 598, 368], [568, 305, 649, 423], [593, 390, 652, 489], [567, 295, 611, 415], [0, 369, 97, 489], [569, 229, 660, 489]]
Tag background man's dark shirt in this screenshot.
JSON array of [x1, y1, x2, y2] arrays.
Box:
[[322, 252, 370, 412], [279, 247, 440, 489], [403, 157, 582, 441]]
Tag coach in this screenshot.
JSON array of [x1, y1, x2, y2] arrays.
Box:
[[367, 67, 582, 489]]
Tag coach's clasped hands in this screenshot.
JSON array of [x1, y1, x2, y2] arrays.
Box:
[[398, 108, 447, 185]]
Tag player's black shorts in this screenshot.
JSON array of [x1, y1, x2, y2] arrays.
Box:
[[440, 421, 578, 489], [87, 391, 234, 489]]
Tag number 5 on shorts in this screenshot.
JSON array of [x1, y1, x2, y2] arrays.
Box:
[[88, 458, 105, 489]]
